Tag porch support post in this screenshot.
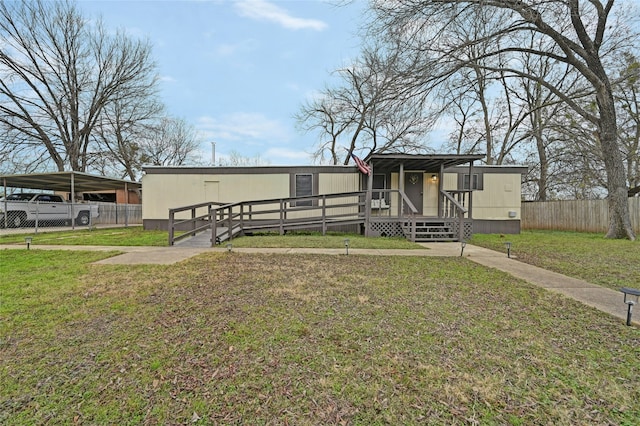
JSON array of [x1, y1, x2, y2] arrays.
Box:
[[468, 160, 474, 218], [364, 161, 373, 237], [466, 160, 475, 241], [398, 162, 404, 216]]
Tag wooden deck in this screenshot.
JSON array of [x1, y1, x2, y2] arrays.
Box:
[[168, 189, 471, 246]]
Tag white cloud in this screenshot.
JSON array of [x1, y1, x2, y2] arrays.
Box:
[[234, 0, 327, 31], [196, 112, 291, 142], [196, 113, 314, 165]]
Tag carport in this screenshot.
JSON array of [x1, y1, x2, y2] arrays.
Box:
[[1, 171, 141, 229]]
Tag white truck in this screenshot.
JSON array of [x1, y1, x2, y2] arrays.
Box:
[[0, 193, 100, 228]]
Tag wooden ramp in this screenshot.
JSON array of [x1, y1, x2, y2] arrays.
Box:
[[174, 226, 241, 248]]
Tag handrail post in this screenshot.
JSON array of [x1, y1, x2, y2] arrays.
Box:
[[209, 205, 215, 247], [322, 195, 327, 235], [191, 208, 196, 236], [227, 206, 233, 241], [168, 209, 175, 246], [279, 199, 285, 235], [411, 214, 416, 242], [211, 207, 218, 246]]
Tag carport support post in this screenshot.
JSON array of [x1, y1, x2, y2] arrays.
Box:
[[124, 182, 129, 227], [70, 172, 76, 229], [35, 201, 39, 232], [2, 177, 7, 229]]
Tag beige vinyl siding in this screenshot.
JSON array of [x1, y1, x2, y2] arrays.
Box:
[[143, 174, 208, 220], [391, 173, 399, 211], [142, 171, 359, 221], [142, 173, 289, 220], [442, 172, 521, 220], [468, 174, 521, 219], [423, 174, 439, 216], [318, 173, 359, 195], [319, 173, 361, 216], [442, 173, 458, 191]]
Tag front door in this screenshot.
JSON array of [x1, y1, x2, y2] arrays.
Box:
[[404, 172, 423, 214]]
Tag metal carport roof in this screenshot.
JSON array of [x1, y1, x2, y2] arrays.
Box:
[[1, 171, 141, 194]]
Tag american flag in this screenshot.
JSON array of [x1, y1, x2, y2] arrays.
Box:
[[351, 153, 371, 175]]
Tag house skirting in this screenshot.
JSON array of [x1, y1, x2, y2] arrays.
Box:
[[473, 219, 521, 234]]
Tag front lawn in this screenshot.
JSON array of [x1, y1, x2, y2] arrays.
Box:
[[1, 249, 638, 424], [0, 226, 170, 246]]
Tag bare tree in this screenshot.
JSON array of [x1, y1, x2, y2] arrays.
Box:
[[218, 150, 269, 167], [295, 93, 351, 165], [138, 117, 203, 168], [92, 96, 164, 180], [439, 6, 530, 165], [91, 115, 203, 180], [0, 0, 159, 173], [297, 41, 436, 165], [615, 52, 640, 190], [370, 0, 637, 239]]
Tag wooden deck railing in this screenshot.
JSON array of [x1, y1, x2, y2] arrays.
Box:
[[168, 201, 227, 245], [168, 188, 461, 246], [169, 191, 368, 246], [398, 190, 418, 241], [441, 190, 469, 241]]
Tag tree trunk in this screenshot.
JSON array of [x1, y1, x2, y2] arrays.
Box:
[[535, 130, 548, 201], [597, 89, 636, 240]]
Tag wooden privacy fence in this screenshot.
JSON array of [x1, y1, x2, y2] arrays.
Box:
[[93, 203, 142, 225], [522, 198, 640, 233]]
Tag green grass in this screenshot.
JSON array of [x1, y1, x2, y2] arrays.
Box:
[[0, 226, 171, 246], [1, 250, 639, 424], [470, 230, 640, 291], [230, 231, 423, 249], [2, 227, 638, 291], [0, 228, 423, 249]]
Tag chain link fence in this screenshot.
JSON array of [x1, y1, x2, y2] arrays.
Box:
[[1, 201, 141, 230]]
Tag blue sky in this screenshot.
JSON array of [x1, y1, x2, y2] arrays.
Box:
[[79, 0, 367, 166]]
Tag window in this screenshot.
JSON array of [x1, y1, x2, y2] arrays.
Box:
[[295, 174, 313, 206], [35, 194, 63, 203], [372, 174, 387, 202], [461, 173, 483, 190]]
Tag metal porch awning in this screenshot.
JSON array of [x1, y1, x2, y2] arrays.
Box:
[[365, 153, 485, 172]]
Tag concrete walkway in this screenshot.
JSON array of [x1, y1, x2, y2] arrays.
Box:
[[1, 242, 636, 325]]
